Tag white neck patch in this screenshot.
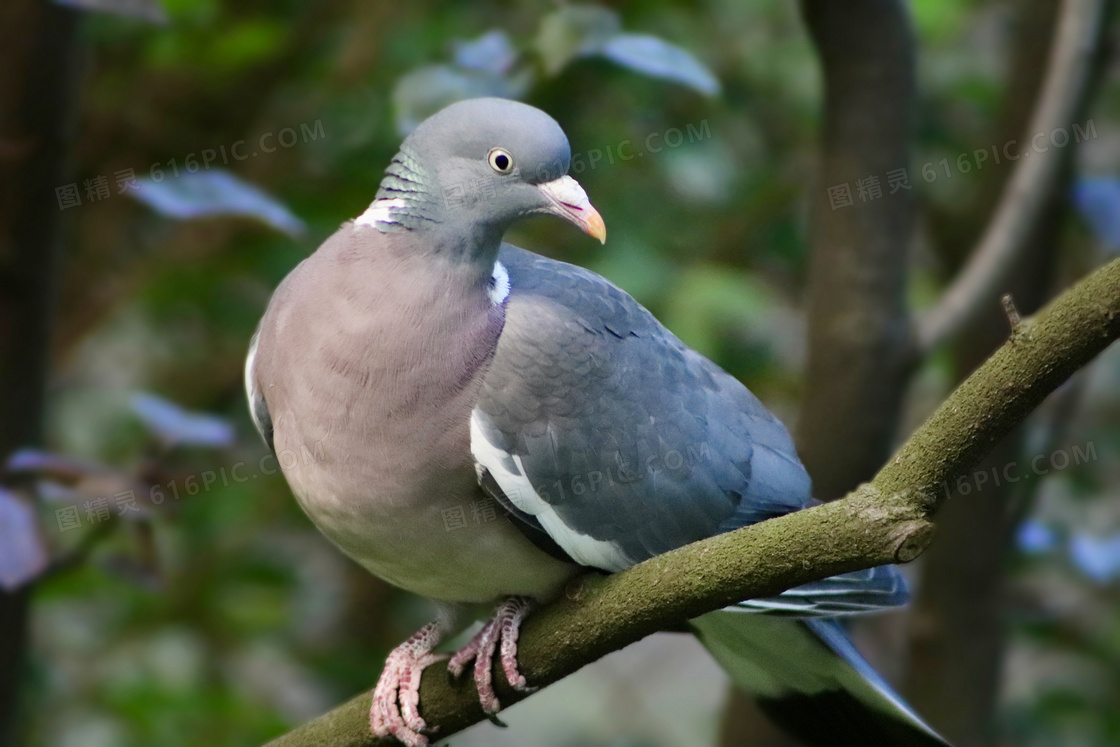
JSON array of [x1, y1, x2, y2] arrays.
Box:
[[488, 260, 510, 305], [354, 197, 407, 229]]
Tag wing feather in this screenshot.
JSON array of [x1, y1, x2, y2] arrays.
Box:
[[470, 243, 906, 616]]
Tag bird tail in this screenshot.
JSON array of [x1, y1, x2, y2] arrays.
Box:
[[691, 611, 951, 746]]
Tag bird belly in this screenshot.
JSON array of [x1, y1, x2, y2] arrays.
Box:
[[280, 447, 580, 603]]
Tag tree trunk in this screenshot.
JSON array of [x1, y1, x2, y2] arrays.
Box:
[[0, 3, 82, 743], [721, 1, 917, 743]]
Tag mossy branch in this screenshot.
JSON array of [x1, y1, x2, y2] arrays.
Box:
[[265, 257, 1120, 747]]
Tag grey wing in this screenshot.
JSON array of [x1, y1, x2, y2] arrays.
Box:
[[731, 566, 910, 616], [472, 244, 814, 571], [472, 245, 907, 615]]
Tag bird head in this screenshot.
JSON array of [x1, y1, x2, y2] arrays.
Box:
[[371, 98, 606, 255]]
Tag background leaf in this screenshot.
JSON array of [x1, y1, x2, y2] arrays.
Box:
[[1072, 177, 1120, 252], [129, 169, 306, 237], [1016, 519, 1058, 556], [0, 488, 48, 592], [130, 393, 236, 449], [54, 0, 167, 24], [1068, 532, 1120, 584], [453, 30, 518, 75], [535, 5, 621, 75], [599, 33, 721, 96], [392, 64, 531, 136]]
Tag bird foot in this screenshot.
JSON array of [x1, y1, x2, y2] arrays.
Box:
[[447, 596, 536, 713], [370, 621, 447, 746]]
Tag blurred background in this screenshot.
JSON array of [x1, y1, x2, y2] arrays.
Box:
[[2, 1, 1120, 745]]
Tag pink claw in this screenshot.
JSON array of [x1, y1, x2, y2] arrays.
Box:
[[370, 622, 446, 746], [447, 596, 536, 714]]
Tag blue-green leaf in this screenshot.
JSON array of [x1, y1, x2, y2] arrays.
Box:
[[129, 169, 305, 237], [453, 30, 518, 75], [1069, 532, 1120, 583], [599, 33, 721, 95], [0, 488, 47, 592], [54, 0, 167, 24], [130, 393, 235, 448], [1016, 519, 1058, 556], [1072, 177, 1120, 253], [392, 65, 531, 136], [535, 5, 621, 75]]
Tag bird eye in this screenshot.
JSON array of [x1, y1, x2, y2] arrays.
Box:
[[488, 148, 514, 174]]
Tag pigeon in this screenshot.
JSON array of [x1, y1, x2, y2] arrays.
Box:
[[246, 97, 949, 747]]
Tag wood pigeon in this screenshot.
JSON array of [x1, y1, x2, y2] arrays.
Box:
[[245, 97, 949, 747]]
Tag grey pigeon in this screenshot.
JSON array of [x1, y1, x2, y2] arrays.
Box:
[[246, 97, 949, 747]]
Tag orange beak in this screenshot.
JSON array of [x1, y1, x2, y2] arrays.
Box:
[[537, 175, 606, 244]]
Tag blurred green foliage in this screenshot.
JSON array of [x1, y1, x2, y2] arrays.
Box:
[[18, 1, 1120, 745]]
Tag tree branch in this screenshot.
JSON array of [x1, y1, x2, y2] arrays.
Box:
[[918, 0, 1106, 353], [264, 256, 1120, 747]]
